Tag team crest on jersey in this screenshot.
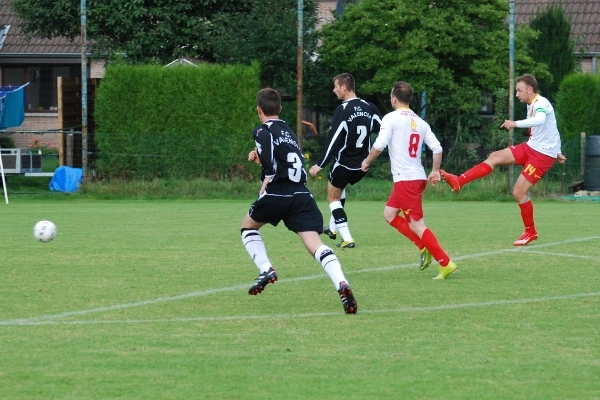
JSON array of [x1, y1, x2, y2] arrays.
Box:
[[411, 118, 417, 131]]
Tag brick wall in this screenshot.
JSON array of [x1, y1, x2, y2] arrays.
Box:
[[2, 114, 60, 149]]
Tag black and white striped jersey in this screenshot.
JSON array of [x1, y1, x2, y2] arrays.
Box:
[[253, 119, 308, 186], [316, 98, 382, 170]]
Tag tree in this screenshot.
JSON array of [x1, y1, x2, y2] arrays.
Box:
[[314, 0, 550, 143], [211, 0, 319, 96], [529, 4, 578, 103], [11, 0, 253, 63]]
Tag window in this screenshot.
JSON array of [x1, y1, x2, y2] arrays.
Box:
[[1, 64, 80, 112]]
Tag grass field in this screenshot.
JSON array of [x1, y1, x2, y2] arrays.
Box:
[[0, 198, 598, 399]]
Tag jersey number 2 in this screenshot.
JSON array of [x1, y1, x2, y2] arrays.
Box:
[[356, 126, 367, 148]]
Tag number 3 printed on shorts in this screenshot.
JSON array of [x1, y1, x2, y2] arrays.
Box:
[[408, 133, 420, 158]]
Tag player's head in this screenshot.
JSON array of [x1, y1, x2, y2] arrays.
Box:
[[390, 81, 413, 107], [256, 88, 282, 117], [333, 73, 355, 100], [516, 74, 538, 103]]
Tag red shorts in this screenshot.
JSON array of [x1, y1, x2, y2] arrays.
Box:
[[386, 180, 427, 221], [509, 143, 557, 184]]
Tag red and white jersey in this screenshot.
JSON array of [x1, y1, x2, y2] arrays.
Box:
[[515, 94, 562, 158], [373, 107, 442, 182]]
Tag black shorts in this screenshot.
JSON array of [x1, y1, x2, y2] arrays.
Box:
[[329, 165, 367, 190], [248, 183, 323, 233]]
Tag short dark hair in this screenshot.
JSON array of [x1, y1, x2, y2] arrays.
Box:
[[334, 73, 355, 92], [517, 74, 538, 93], [257, 88, 281, 116], [391, 81, 413, 104]]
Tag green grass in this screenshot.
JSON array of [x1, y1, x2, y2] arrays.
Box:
[[0, 199, 598, 399], [2, 165, 574, 202]]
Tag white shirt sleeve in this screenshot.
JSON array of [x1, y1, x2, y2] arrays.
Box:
[[515, 110, 546, 128], [423, 127, 443, 154], [373, 115, 393, 152]]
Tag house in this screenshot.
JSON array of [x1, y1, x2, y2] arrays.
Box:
[[515, 0, 599, 74], [0, 0, 104, 149]]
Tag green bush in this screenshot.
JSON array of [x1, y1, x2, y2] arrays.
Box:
[[0, 135, 15, 148], [94, 63, 261, 179], [556, 73, 600, 140]]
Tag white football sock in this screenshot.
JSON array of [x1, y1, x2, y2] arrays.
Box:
[[314, 245, 347, 290], [241, 229, 272, 273], [329, 201, 353, 242], [328, 214, 337, 233]]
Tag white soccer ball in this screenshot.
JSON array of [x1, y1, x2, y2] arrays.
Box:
[[33, 220, 57, 242]]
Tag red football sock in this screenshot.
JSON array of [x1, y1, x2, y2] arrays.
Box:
[[459, 162, 493, 186], [390, 216, 423, 249], [518, 199, 536, 233], [421, 228, 450, 267]]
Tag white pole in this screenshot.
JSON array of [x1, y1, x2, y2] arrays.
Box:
[[0, 146, 8, 204]]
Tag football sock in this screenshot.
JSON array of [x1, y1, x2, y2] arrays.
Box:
[[459, 162, 493, 186], [420, 228, 450, 267], [314, 244, 347, 290], [328, 192, 346, 233], [329, 214, 337, 233], [330, 201, 353, 242], [241, 228, 272, 273], [390, 216, 423, 249], [518, 197, 536, 233]]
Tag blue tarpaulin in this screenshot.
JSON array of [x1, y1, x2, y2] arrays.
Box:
[[0, 84, 27, 129], [49, 166, 83, 193]]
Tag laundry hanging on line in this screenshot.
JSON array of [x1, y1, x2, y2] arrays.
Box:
[[0, 83, 28, 130]]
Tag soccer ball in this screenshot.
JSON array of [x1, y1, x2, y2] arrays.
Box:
[[33, 220, 57, 242]]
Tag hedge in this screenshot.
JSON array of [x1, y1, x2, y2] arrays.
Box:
[[555, 72, 600, 141], [94, 63, 260, 179]]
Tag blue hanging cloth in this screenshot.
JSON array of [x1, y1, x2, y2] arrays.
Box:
[[0, 84, 27, 129]]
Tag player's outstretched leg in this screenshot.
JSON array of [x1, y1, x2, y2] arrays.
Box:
[[441, 163, 493, 193], [248, 267, 278, 295], [338, 281, 357, 314], [440, 170, 461, 192]]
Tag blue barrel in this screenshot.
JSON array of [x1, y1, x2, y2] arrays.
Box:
[[585, 136, 600, 191]]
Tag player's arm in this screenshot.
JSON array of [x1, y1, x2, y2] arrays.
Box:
[[515, 109, 546, 128], [248, 147, 261, 165], [424, 127, 443, 184], [259, 175, 271, 196], [429, 152, 442, 185], [314, 107, 345, 169], [557, 153, 567, 163], [362, 116, 392, 171], [370, 104, 383, 133], [254, 130, 276, 193], [501, 109, 546, 129], [361, 147, 382, 172]]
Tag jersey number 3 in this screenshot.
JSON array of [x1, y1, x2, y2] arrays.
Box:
[[287, 153, 302, 182], [408, 133, 420, 158]]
